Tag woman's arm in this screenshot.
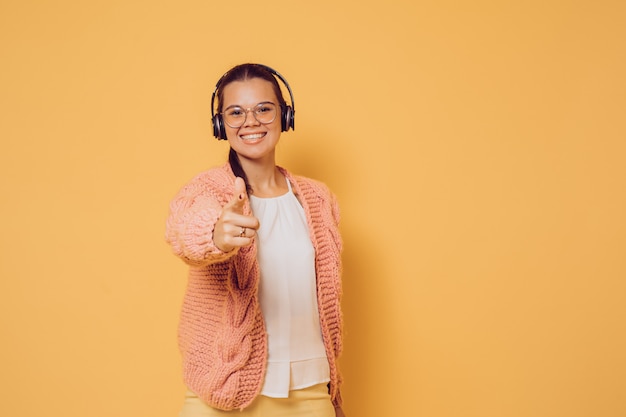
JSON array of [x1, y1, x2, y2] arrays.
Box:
[[165, 179, 235, 266]]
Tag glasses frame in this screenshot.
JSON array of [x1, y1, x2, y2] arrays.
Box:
[[221, 101, 279, 129]]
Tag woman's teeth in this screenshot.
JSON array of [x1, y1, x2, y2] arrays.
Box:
[[241, 133, 265, 140]]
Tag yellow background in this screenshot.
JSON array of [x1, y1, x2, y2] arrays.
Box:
[[1, 1, 625, 416]]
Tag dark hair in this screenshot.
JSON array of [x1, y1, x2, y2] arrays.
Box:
[[216, 64, 287, 194]]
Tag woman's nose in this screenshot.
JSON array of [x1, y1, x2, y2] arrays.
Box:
[[243, 109, 261, 127]]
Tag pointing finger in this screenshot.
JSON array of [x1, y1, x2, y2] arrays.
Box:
[[226, 177, 247, 214]]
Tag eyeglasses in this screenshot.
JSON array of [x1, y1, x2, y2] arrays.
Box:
[[221, 102, 278, 128]]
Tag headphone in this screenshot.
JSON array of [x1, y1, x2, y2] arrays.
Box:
[[211, 64, 296, 140]]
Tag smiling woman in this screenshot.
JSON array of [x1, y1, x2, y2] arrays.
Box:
[[220, 78, 284, 176], [212, 64, 295, 196], [165, 64, 346, 417]]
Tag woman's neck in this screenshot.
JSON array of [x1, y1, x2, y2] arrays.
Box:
[[239, 158, 288, 198]]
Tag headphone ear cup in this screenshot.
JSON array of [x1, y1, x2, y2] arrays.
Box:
[[213, 114, 227, 140], [281, 105, 295, 132]]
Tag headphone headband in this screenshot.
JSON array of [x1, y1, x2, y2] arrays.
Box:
[[211, 64, 296, 140]]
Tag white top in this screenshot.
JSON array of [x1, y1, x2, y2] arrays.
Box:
[[250, 179, 330, 398]]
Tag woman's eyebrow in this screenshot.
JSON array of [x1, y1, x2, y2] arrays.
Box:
[[223, 101, 275, 110]]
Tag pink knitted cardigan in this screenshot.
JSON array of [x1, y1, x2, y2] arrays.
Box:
[[165, 164, 343, 411]]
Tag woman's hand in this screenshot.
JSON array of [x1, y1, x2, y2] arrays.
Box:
[[213, 177, 259, 253]]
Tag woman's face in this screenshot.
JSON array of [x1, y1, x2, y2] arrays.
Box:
[[221, 77, 282, 164]]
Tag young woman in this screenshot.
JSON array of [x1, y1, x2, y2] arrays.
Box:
[[165, 64, 346, 417]]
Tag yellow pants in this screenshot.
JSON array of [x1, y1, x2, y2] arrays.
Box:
[[179, 383, 335, 417]]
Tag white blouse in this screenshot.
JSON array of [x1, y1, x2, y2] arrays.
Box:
[[250, 179, 330, 398]]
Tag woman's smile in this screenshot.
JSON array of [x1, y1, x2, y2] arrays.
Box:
[[240, 132, 266, 142]]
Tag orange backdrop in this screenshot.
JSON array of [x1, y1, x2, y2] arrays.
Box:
[[1, 1, 625, 416]]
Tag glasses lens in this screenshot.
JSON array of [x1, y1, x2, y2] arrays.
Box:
[[223, 103, 277, 128], [254, 103, 277, 124]]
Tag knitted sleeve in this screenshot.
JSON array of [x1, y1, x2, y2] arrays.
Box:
[[165, 170, 236, 266]]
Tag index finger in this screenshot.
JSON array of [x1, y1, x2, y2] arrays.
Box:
[[224, 177, 247, 214]]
